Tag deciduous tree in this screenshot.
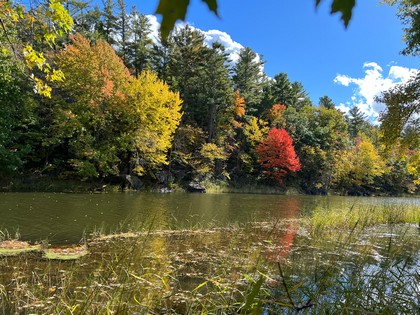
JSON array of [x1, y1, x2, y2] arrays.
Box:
[[257, 128, 300, 184], [126, 70, 182, 175], [53, 33, 132, 179], [332, 135, 387, 189], [0, 0, 73, 97], [376, 71, 419, 148]]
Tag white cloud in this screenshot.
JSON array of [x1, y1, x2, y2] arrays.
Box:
[[334, 62, 418, 123], [146, 14, 160, 43], [389, 66, 415, 81], [144, 16, 249, 66], [202, 29, 244, 63], [334, 75, 352, 87]]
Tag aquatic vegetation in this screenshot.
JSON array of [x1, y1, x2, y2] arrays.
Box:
[[43, 245, 88, 260], [309, 203, 420, 234], [0, 217, 418, 314], [0, 240, 41, 256]]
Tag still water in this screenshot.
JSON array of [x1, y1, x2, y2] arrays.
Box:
[[0, 192, 419, 244]]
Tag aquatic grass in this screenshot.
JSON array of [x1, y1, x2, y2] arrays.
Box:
[[310, 203, 420, 234], [0, 217, 419, 314], [265, 223, 420, 314]]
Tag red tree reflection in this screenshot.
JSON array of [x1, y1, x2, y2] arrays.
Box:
[[264, 198, 300, 262]]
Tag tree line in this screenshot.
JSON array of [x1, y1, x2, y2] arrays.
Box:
[[0, 0, 418, 195]]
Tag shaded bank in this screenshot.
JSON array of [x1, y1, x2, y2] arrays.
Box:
[[1, 175, 418, 196]]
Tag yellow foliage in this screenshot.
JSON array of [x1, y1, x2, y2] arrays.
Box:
[[128, 71, 182, 175], [1, 1, 73, 97], [200, 143, 228, 160], [333, 136, 386, 186], [407, 151, 420, 185], [243, 117, 269, 147], [196, 143, 228, 175]]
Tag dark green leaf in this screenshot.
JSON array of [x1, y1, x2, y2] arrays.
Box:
[[330, 0, 356, 28], [244, 275, 265, 311], [155, 0, 190, 40], [156, 0, 218, 40], [201, 0, 218, 16]]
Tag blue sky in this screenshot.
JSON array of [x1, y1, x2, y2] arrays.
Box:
[[127, 0, 419, 121]]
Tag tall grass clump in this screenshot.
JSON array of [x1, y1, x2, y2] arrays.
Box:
[[310, 204, 420, 234]]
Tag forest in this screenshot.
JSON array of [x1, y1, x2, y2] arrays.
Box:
[[0, 0, 419, 195]]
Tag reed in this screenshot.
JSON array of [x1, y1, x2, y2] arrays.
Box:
[[309, 203, 420, 234]]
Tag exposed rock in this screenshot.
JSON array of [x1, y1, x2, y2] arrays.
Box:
[[125, 175, 143, 190], [157, 170, 174, 184], [160, 187, 173, 193], [186, 182, 206, 193]]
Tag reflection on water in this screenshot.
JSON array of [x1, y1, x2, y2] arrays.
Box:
[[0, 192, 419, 244]]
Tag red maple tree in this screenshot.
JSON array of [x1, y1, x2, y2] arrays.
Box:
[[256, 128, 300, 184]]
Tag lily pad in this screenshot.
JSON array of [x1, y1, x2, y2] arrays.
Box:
[[43, 245, 88, 260], [0, 240, 42, 256]]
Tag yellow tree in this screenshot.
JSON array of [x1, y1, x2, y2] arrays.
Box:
[[333, 135, 387, 189], [407, 150, 420, 185], [53, 35, 182, 179], [127, 70, 182, 175]]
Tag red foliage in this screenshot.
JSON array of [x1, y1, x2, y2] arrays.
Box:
[[256, 128, 300, 184]]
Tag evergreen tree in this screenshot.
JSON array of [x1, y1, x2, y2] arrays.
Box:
[[263, 73, 311, 111], [319, 95, 336, 109], [232, 47, 265, 114], [97, 0, 118, 45], [201, 42, 234, 142], [289, 81, 312, 110], [65, 0, 93, 35], [347, 106, 367, 138], [270, 72, 293, 107], [167, 26, 210, 126], [150, 38, 172, 82], [116, 0, 129, 61], [126, 8, 153, 76], [73, 3, 103, 42]]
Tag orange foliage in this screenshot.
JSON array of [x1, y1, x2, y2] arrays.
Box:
[[234, 90, 245, 117], [267, 104, 286, 127], [56, 33, 130, 108]]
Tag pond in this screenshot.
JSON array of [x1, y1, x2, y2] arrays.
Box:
[[1, 192, 419, 244], [0, 192, 419, 313]]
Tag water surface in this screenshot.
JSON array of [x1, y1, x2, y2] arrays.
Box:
[[0, 192, 418, 244]]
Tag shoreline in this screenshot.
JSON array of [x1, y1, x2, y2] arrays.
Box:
[[1, 176, 418, 197]]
